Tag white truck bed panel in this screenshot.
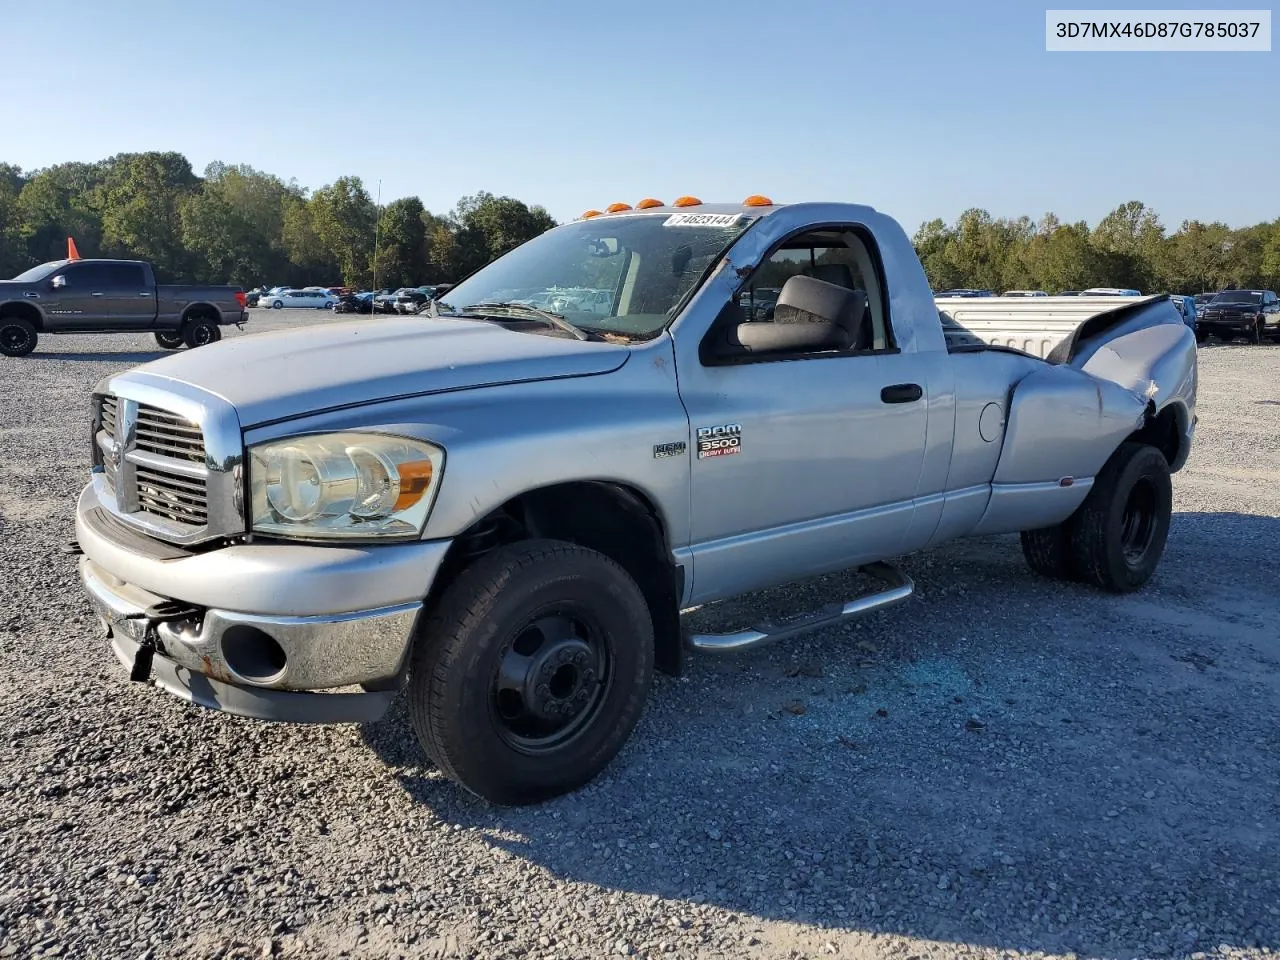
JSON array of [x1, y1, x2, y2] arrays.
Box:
[[936, 295, 1150, 360]]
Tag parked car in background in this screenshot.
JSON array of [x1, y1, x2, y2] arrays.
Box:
[[1196, 289, 1280, 344], [1193, 292, 1219, 311], [262, 288, 338, 310], [332, 292, 373, 314], [394, 290, 432, 314], [1057, 291, 1083, 297], [374, 288, 411, 313], [1081, 287, 1142, 296], [1167, 295, 1197, 333], [934, 288, 995, 297], [1002, 290, 1048, 297], [0, 257, 245, 355]]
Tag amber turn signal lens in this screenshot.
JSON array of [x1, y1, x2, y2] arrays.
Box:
[[394, 460, 434, 511]]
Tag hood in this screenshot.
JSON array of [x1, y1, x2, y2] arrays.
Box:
[[115, 315, 630, 427]]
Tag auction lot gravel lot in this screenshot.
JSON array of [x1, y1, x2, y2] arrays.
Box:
[[2, 308, 1278, 960]]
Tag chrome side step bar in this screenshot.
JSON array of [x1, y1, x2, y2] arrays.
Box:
[[683, 561, 914, 654]]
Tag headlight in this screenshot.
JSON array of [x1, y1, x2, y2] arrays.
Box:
[[249, 433, 444, 540]]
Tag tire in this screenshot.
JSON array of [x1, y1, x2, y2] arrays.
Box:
[[1070, 442, 1172, 593], [1194, 329, 1207, 345], [154, 331, 185, 350], [1019, 524, 1077, 581], [409, 539, 654, 805], [1249, 320, 1263, 345], [272, 300, 283, 309], [0, 317, 38, 357], [182, 319, 221, 349]]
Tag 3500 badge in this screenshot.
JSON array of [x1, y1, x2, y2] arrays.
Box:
[[696, 423, 742, 458]]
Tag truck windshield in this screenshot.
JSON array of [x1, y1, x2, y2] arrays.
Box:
[[9, 261, 65, 282], [1211, 291, 1261, 304], [435, 213, 754, 339]]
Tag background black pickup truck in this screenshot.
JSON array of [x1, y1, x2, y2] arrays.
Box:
[[1195, 289, 1280, 344], [0, 258, 246, 357]]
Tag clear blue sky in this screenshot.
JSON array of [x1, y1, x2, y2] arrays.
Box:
[[4, 0, 1275, 233]]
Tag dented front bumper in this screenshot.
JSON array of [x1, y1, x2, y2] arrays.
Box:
[[75, 482, 451, 724]]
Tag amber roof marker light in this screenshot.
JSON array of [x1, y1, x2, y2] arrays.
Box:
[[635, 198, 664, 209], [580, 209, 603, 219], [672, 196, 702, 207], [605, 202, 633, 213], [743, 195, 774, 207]]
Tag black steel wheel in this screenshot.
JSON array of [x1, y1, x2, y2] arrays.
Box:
[[409, 539, 654, 805], [1071, 442, 1172, 593], [0, 317, 37, 357]]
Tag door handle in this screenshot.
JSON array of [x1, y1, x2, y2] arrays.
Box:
[[880, 383, 923, 404], [139, 292, 152, 297], [91, 292, 105, 297]]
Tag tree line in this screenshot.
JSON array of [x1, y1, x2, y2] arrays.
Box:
[[2, 152, 1278, 294], [915, 204, 1280, 294], [0, 152, 555, 290]]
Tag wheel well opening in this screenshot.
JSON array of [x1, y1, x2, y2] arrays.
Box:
[[1127, 404, 1182, 467], [429, 481, 684, 676], [181, 305, 218, 325], [0, 303, 43, 330]]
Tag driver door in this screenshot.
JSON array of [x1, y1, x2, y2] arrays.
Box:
[[677, 228, 929, 606]]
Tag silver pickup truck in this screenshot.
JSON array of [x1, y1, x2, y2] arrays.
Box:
[[74, 198, 1197, 804], [0, 257, 246, 356]]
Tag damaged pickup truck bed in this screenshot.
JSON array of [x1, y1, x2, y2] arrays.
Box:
[[74, 198, 1197, 804]]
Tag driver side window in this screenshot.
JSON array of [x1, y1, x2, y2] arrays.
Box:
[[734, 228, 892, 352]]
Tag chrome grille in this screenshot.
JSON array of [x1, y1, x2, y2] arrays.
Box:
[[94, 392, 215, 538], [98, 396, 119, 493], [135, 404, 206, 464], [100, 395, 118, 436], [136, 466, 208, 526]]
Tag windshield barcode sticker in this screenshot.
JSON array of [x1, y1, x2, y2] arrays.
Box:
[[663, 213, 742, 228]]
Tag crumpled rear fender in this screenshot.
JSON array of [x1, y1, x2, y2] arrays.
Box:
[[994, 299, 1198, 486]]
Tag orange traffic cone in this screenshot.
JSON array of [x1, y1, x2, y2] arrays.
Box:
[[67, 237, 81, 260]]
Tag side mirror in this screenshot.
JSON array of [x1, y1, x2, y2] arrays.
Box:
[[51, 275, 67, 289]]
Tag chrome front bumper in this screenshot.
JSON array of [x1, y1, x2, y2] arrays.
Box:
[[75, 481, 452, 723], [81, 556, 417, 723]]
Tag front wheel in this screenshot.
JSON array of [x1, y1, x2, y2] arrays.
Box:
[[1071, 442, 1172, 593], [409, 539, 654, 805], [0, 317, 38, 357], [272, 300, 283, 310], [154, 330, 185, 350]]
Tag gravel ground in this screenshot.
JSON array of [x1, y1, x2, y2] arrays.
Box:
[[1, 313, 1278, 960]]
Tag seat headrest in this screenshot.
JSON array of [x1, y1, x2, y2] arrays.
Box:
[[805, 263, 857, 290], [773, 275, 864, 331]]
